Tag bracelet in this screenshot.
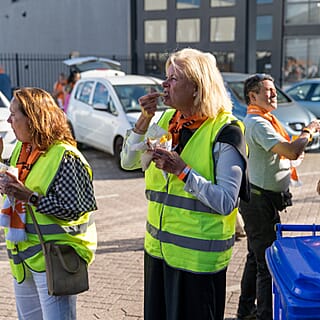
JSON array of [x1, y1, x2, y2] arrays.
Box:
[[178, 165, 191, 181], [302, 127, 313, 140]]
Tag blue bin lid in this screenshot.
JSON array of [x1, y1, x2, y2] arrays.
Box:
[[268, 236, 320, 301]]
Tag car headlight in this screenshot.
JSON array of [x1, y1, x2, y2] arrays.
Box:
[[288, 122, 305, 132]]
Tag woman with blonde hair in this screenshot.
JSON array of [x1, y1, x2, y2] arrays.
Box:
[[0, 87, 97, 319], [121, 48, 250, 320]]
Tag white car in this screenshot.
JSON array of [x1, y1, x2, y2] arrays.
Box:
[[66, 74, 166, 166], [0, 91, 17, 160]]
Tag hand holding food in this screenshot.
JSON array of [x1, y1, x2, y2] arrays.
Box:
[[152, 148, 186, 176], [138, 91, 163, 119]]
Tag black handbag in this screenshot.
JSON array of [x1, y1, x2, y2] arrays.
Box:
[[28, 205, 89, 296]]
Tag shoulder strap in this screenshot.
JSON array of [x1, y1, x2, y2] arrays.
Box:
[[217, 120, 247, 159], [216, 121, 250, 202], [27, 205, 48, 254]]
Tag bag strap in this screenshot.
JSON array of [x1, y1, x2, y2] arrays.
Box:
[[27, 204, 48, 255], [55, 246, 81, 273]]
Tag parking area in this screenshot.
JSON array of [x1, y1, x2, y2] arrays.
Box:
[[1, 147, 320, 319]]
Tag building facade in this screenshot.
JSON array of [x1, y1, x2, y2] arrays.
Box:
[[0, 0, 319, 89], [135, 0, 320, 87]]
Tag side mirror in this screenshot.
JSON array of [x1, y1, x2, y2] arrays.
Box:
[[93, 102, 108, 111]]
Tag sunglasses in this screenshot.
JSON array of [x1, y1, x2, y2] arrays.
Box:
[[244, 73, 274, 93]]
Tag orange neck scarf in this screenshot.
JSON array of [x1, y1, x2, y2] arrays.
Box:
[[247, 105, 290, 142], [168, 111, 208, 147], [0, 143, 42, 242], [247, 104, 300, 186], [16, 143, 42, 182]]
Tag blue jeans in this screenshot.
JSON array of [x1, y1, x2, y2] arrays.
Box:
[[14, 268, 77, 320], [237, 189, 281, 320]]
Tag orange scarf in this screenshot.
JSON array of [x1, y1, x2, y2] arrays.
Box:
[[168, 111, 208, 148], [0, 143, 42, 242], [247, 104, 300, 185]]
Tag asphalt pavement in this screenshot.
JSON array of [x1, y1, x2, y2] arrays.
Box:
[[1, 148, 320, 319]]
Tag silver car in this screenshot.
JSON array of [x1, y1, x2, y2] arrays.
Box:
[[285, 79, 320, 119], [222, 72, 320, 151]]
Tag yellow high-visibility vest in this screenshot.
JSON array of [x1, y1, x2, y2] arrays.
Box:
[[5, 141, 97, 283], [145, 109, 244, 273]]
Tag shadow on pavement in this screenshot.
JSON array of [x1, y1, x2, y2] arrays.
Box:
[[96, 238, 144, 254]]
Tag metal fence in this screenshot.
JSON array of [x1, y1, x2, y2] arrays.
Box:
[[0, 53, 132, 93]]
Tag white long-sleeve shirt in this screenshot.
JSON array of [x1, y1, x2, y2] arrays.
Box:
[[121, 130, 245, 215]]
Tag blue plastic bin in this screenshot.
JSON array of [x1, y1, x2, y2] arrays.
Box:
[[266, 224, 320, 320]]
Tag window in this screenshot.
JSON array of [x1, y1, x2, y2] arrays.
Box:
[[286, 1, 320, 24], [256, 51, 272, 73], [144, 20, 167, 43], [287, 84, 312, 100], [144, 0, 167, 10], [113, 85, 166, 113], [144, 52, 168, 75], [210, 17, 235, 41], [257, 0, 273, 3], [213, 51, 235, 71], [283, 37, 320, 85], [176, 19, 200, 42], [93, 83, 109, 105], [211, 0, 235, 6], [78, 81, 94, 104], [176, 0, 200, 9], [256, 15, 273, 40], [312, 84, 320, 101]]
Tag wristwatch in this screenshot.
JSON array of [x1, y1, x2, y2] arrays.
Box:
[[28, 192, 39, 206]]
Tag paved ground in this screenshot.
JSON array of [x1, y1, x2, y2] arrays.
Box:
[[1, 148, 320, 319]]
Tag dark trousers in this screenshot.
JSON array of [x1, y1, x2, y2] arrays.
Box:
[[237, 190, 281, 320], [144, 252, 227, 320]]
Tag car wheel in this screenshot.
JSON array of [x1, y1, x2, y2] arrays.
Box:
[[68, 121, 75, 138], [114, 136, 124, 169], [68, 121, 85, 150]]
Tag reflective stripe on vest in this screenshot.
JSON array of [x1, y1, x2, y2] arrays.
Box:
[[25, 213, 95, 236], [147, 221, 235, 252], [8, 244, 42, 264], [146, 190, 219, 214]]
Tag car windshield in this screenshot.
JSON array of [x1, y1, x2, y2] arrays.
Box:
[[227, 81, 290, 105], [113, 84, 167, 113]]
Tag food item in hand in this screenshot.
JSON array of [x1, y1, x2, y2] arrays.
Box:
[[159, 132, 172, 145], [0, 163, 9, 173], [147, 132, 172, 150]]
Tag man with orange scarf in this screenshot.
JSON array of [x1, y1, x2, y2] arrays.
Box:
[[236, 74, 320, 320]]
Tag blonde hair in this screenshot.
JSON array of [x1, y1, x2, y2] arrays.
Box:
[[13, 87, 76, 150], [165, 48, 232, 118]]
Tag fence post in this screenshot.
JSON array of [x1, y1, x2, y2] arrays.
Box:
[[15, 53, 20, 88]]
